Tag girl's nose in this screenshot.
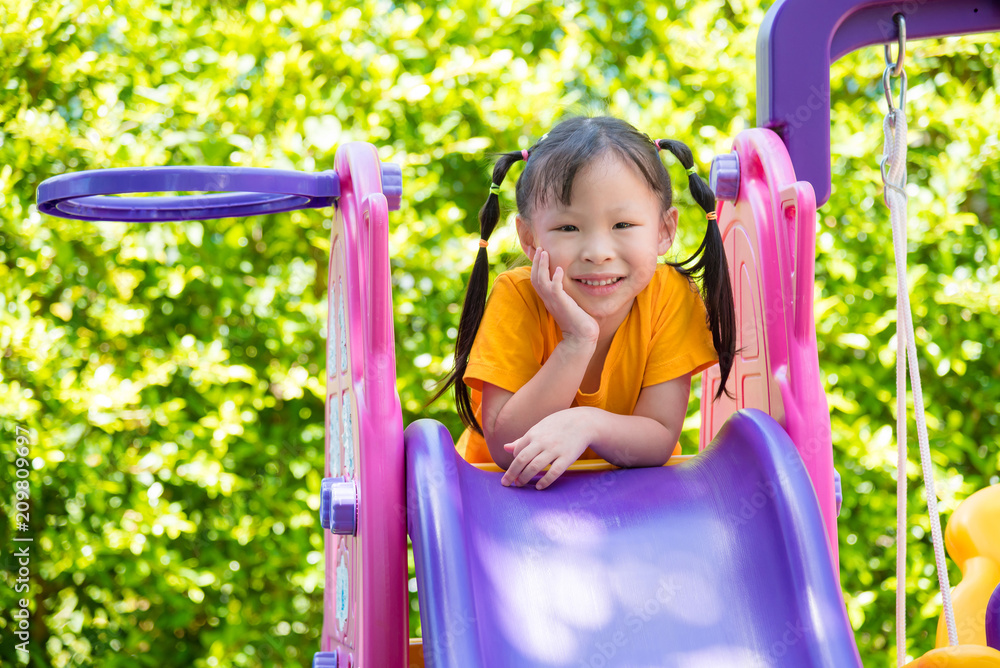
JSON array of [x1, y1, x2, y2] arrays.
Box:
[[581, 234, 614, 263]]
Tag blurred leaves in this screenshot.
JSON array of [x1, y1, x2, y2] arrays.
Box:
[[1, 0, 998, 666]]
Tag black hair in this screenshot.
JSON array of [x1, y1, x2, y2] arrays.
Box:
[[432, 116, 736, 434]]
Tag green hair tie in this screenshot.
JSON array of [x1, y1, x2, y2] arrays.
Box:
[[489, 183, 501, 196], [686, 166, 697, 176]]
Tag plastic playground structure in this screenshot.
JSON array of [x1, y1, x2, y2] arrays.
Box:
[[37, 1, 1000, 666]]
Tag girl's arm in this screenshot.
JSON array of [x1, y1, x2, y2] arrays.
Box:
[[481, 337, 595, 469], [482, 248, 600, 468], [501, 373, 692, 489], [585, 372, 692, 466]]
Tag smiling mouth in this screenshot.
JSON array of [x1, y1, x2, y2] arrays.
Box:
[[575, 277, 624, 287]]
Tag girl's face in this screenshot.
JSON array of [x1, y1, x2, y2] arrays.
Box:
[[517, 152, 677, 336]]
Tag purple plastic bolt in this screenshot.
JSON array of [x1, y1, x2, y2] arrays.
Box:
[[312, 651, 339, 668], [319, 477, 339, 531], [710, 152, 740, 202], [380, 162, 403, 212], [320, 477, 357, 535], [833, 469, 843, 517]]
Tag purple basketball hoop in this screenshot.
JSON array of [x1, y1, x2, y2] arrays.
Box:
[[37, 166, 351, 222], [37, 166, 342, 222]]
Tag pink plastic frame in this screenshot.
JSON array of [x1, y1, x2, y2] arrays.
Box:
[[700, 129, 840, 570], [322, 143, 407, 666]]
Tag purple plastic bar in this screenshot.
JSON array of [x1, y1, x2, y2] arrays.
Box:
[[37, 163, 403, 221], [758, 0, 1000, 206], [406, 410, 862, 667]]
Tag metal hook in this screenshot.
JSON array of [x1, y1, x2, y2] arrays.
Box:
[[884, 14, 907, 77], [882, 66, 908, 113], [880, 155, 908, 207], [880, 15, 909, 207]]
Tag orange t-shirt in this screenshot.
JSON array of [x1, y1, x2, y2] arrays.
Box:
[[455, 263, 718, 463]]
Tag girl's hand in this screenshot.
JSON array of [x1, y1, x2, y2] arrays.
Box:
[[500, 409, 591, 490], [530, 248, 599, 348]]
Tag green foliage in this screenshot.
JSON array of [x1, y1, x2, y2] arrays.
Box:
[[1, 0, 997, 666]]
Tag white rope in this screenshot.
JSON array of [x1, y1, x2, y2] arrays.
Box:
[[882, 105, 959, 663], [890, 105, 908, 662]]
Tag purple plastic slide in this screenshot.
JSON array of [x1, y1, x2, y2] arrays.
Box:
[[405, 409, 862, 667]]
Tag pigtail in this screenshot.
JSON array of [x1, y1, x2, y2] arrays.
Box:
[[429, 150, 527, 434], [656, 139, 736, 401]]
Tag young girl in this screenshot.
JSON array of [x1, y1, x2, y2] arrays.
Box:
[[435, 116, 735, 490]]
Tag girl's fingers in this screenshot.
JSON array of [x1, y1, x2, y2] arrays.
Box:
[[502, 441, 545, 487], [532, 251, 552, 299], [540, 249, 551, 283], [543, 259, 563, 301], [535, 458, 571, 490], [518, 453, 557, 487], [502, 447, 530, 486], [530, 251, 595, 339], [534, 252, 556, 301], [503, 437, 523, 457]]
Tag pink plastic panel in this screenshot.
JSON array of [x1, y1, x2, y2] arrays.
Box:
[[700, 129, 839, 569], [322, 143, 407, 667]]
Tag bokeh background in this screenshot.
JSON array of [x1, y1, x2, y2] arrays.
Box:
[[1, 0, 998, 666]]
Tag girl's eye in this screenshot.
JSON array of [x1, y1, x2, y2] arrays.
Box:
[[614, 222, 634, 229], [557, 225, 578, 232]]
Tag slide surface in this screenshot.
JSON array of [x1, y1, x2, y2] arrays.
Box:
[[405, 409, 862, 668]]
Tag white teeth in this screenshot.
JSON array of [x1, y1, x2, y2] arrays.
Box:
[[579, 278, 620, 286]]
